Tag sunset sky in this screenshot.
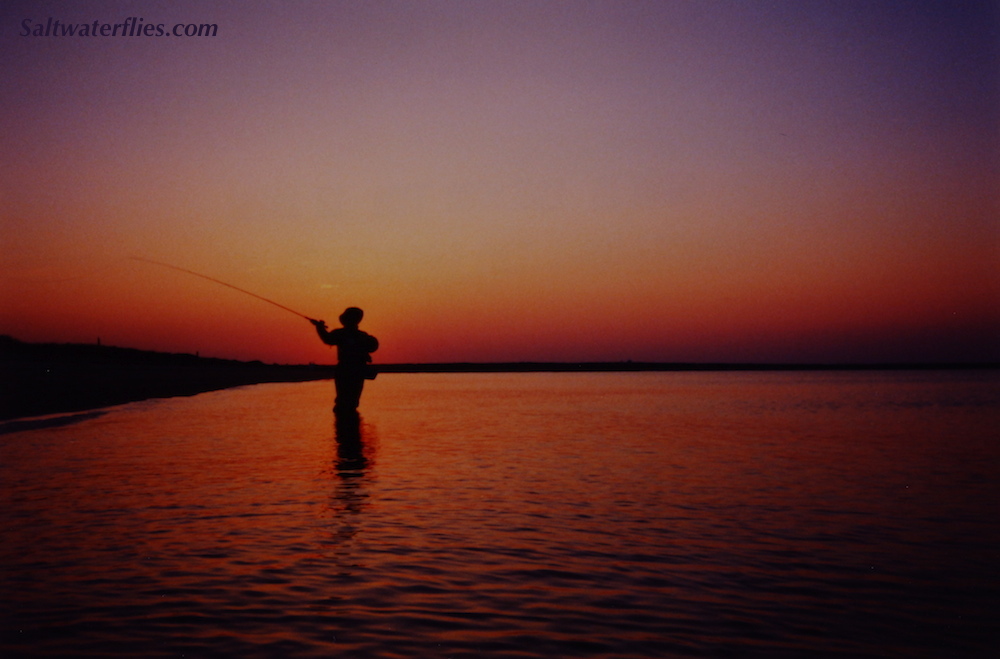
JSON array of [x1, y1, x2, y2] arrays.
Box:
[[2, 1, 997, 364]]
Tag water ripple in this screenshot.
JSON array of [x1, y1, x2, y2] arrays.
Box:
[[2, 374, 999, 657]]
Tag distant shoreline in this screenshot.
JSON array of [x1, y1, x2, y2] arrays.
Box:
[[377, 361, 998, 373], [1, 337, 334, 422], [2, 337, 995, 422]]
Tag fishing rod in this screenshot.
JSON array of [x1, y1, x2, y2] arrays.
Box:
[[132, 257, 318, 323]]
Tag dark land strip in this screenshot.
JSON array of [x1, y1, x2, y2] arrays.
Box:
[[2, 337, 995, 422], [1, 337, 335, 421]]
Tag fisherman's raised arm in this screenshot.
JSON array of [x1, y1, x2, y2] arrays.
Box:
[[311, 318, 335, 345]]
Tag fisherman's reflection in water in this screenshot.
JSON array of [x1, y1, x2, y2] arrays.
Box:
[[329, 411, 375, 544]]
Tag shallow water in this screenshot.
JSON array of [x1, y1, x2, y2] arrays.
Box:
[[2, 371, 998, 657]]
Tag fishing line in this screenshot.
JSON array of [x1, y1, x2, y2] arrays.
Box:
[[131, 257, 316, 322]]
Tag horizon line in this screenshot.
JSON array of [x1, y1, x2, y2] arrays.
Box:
[[2, 336, 996, 372]]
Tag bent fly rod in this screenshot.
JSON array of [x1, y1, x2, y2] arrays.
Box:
[[132, 257, 318, 323]]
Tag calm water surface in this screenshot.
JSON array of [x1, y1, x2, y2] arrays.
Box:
[[1, 371, 998, 657]]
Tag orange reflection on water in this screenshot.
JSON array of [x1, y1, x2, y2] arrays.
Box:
[[1, 373, 998, 657]]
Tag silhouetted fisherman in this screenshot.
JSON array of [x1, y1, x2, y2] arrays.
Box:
[[311, 307, 379, 412]]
